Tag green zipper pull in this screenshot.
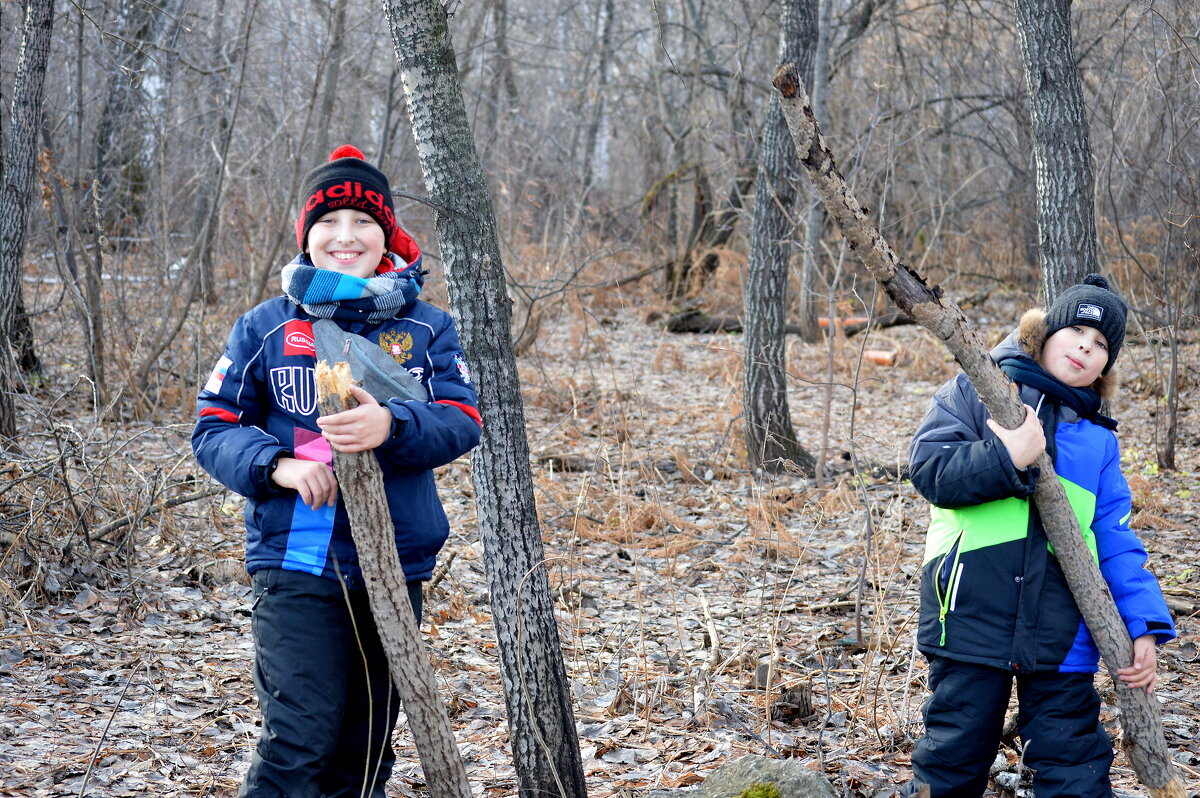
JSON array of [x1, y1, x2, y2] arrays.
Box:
[[934, 533, 964, 648]]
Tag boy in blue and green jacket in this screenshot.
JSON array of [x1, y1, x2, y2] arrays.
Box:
[[193, 146, 480, 797], [906, 274, 1174, 797]]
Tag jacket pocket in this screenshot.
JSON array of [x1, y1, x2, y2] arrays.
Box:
[[934, 532, 965, 646]]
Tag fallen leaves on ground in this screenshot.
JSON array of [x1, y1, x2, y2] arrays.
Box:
[[3, 303, 1198, 797]]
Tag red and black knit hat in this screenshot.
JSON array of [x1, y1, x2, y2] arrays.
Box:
[[295, 145, 401, 253]]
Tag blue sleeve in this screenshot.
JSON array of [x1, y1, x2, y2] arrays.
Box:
[[377, 316, 480, 471], [191, 312, 290, 497], [909, 374, 1038, 508], [1094, 437, 1176, 645]]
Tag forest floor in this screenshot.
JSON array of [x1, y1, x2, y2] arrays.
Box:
[[3, 286, 1199, 797]]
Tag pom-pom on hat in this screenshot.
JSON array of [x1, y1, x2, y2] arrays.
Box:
[[295, 145, 407, 256], [1044, 273, 1127, 374]]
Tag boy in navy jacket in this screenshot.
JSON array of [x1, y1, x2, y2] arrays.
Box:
[[906, 275, 1174, 797], [193, 146, 481, 797]]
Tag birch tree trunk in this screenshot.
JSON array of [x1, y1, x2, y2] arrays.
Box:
[[0, 0, 55, 442], [773, 64, 1186, 798], [581, 0, 615, 192], [315, 362, 471, 798], [742, 0, 818, 474], [380, 3, 587, 797], [1011, 0, 1097, 303]]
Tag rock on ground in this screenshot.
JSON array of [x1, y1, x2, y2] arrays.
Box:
[[645, 755, 838, 798]]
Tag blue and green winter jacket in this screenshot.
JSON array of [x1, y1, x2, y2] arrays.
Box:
[[909, 312, 1174, 673], [192, 250, 481, 588]]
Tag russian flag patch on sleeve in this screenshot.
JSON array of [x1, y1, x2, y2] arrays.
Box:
[[203, 356, 233, 395]]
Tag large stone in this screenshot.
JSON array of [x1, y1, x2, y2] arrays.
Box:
[[646, 755, 838, 798]]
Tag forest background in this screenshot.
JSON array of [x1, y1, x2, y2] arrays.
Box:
[[1, 0, 1198, 796]]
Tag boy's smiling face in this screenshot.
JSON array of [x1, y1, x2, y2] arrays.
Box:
[[1041, 324, 1108, 387], [307, 209, 386, 279]]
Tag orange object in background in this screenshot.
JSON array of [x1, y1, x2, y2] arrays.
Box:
[[862, 350, 895, 366], [817, 316, 870, 328]]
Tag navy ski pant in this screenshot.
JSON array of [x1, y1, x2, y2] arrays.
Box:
[[911, 656, 1113, 798], [238, 568, 423, 798]]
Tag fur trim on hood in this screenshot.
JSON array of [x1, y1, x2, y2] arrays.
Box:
[[1017, 308, 1119, 401]]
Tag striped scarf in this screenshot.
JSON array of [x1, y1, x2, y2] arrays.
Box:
[[281, 253, 421, 323]]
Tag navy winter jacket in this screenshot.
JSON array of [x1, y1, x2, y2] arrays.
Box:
[[192, 266, 480, 587], [908, 326, 1174, 673]]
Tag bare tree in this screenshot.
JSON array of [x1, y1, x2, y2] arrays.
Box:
[[189, 0, 232, 305], [81, 0, 162, 405], [483, 0, 520, 143], [380, 2, 587, 797], [742, 0, 819, 474], [580, 0, 615, 193], [310, 0, 351, 162], [0, 0, 55, 441], [1010, 0, 1098, 302]]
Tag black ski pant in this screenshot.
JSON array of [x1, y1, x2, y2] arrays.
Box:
[[238, 568, 423, 798], [911, 655, 1113, 798]]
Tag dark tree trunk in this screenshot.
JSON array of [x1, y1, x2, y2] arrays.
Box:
[[775, 64, 1187, 798], [0, 0, 55, 442], [1010, 0, 1097, 303], [742, 0, 818, 475], [92, 0, 158, 243], [380, 3, 587, 797]]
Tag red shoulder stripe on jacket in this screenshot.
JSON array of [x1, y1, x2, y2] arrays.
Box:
[[436, 399, 482, 428], [199, 407, 240, 424]]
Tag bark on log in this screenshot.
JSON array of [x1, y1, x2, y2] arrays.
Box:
[[315, 361, 471, 798], [663, 308, 912, 338], [773, 63, 1185, 798]]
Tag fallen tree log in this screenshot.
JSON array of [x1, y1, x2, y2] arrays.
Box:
[[662, 307, 913, 337], [773, 63, 1185, 798], [315, 361, 471, 798]]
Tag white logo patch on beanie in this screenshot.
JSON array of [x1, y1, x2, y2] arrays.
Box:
[[1076, 303, 1103, 322]]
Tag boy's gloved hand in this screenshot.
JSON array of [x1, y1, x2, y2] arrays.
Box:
[[317, 385, 394, 453], [271, 457, 338, 509], [1117, 634, 1158, 694], [986, 403, 1046, 470]]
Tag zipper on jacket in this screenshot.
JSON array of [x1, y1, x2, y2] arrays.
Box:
[[934, 532, 965, 646], [948, 563, 964, 612]]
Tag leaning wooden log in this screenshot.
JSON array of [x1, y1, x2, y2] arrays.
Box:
[[772, 63, 1185, 798], [315, 361, 471, 798]]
